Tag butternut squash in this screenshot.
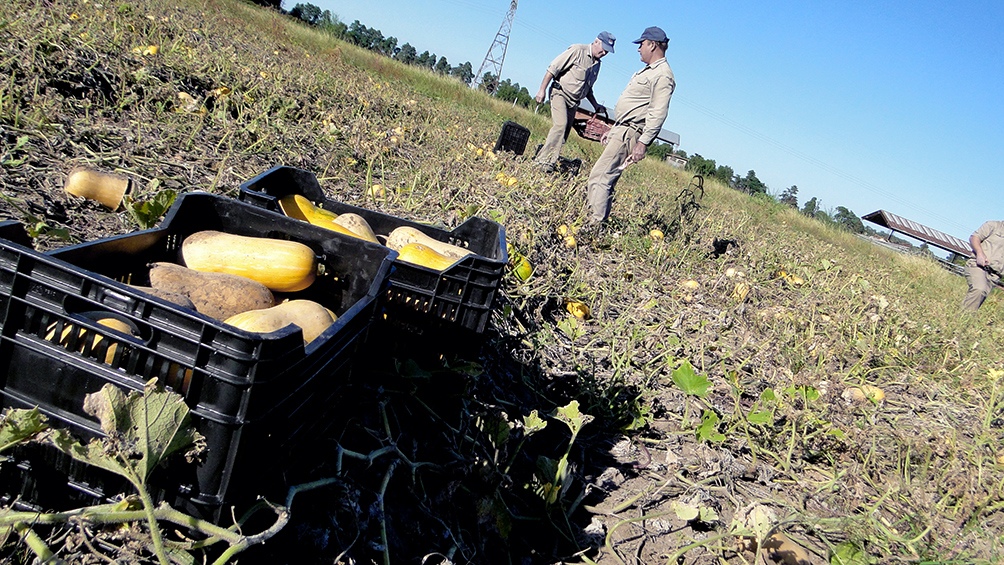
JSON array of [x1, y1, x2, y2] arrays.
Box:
[[181, 230, 316, 293], [332, 212, 379, 243], [384, 226, 472, 260], [223, 299, 337, 344], [278, 194, 367, 240], [396, 242, 460, 271], [64, 168, 130, 210], [148, 262, 275, 320]]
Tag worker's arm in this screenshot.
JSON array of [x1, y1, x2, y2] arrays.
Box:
[[535, 71, 554, 104], [971, 233, 988, 267]]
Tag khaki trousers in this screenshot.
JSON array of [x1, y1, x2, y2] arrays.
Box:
[[585, 124, 640, 223], [535, 89, 576, 166], [963, 260, 999, 311]]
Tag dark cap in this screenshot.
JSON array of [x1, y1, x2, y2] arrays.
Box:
[[633, 26, 668, 44], [597, 31, 616, 53]]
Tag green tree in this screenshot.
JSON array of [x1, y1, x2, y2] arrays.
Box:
[[434, 56, 451, 74], [833, 206, 864, 233], [779, 185, 798, 208], [495, 78, 532, 107], [802, 197, 820, 218], [290, 3, 322, 25], [736, 170, 767, 195], [685, 154, 717, 177], [645, 141, 674, 161], [450, 62, 474, 85], [395, 43, 417, 65], [713, 164, 734, 185], [479, 72, 499, 94]]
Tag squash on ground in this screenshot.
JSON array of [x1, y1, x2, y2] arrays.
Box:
[[223, 299, 337, 344], [181, 230, 316, 293], [384, 226, 472, 260], [64, 168, 130, 210], [148, 262, 275, 320]]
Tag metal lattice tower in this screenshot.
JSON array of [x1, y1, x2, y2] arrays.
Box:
[[472, 0, 518, 94]]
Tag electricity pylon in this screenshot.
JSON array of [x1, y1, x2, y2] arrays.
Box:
[[472, 0, 518, 94]]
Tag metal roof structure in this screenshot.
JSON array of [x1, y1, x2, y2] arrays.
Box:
[[861, 210, 973, 258]]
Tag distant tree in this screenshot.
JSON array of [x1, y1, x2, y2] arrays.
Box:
[[685, 154, 716, 177], [779, 185, 799, 208], [673, 149, 688, 159], [416, 50, 432, 67], [736, 170, 767, 195], [375, 36, 397, 56], [494, 78, 532, 107], [450, 62, 474, 85], [645, 142, 674, 161], [479, 72, 499, 94], [802, 197, 820, 218], [833, 206, 864, 233], [290, 3, 322, 25], [713, 165, 734, 186], [434, 56, 451, 74], [395, 43, 417, 65]]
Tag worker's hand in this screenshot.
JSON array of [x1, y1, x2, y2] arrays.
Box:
[[600, 131, 610, 145], [976, 252, 988, 268], [535, 90, 546, 104], [629, 141, 647, 163]]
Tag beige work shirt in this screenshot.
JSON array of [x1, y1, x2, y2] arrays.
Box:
[[972, 220, 1004, 273], [547, 44, 601, 104], [612, 57, 675, 146]]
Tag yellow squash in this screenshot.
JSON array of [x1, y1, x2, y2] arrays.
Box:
[[396, 242, 459, 271], [332, 212, 379, 243], [223, 299, 337, 344], [384, 226, 472, 260], [279, 194, 375, 242], [181, 230, 316, 293]]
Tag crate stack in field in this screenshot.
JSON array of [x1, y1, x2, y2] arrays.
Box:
[[0, 171, 507, 522]]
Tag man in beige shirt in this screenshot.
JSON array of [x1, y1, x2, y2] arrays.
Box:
[[584, 26, 675, 225], [533, 32, 615, 172], [963, 220, 1004, 310]]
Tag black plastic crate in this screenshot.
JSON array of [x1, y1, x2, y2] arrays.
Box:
[[494, 120, 530, 155], [238, 166, 507, 336], [0, 220, 31, 248], [0, 193, 395, 520]]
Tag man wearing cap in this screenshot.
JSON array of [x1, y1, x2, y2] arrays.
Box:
[[533, 32, 615, 173], [584, 26, 675, 225], [962, 219, 1004, 311]]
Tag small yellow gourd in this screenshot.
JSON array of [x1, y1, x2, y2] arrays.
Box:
[[384, 226, 472, 260], [396, 243, 459, 271], [223, 299, 337, 344], [181, 230, 316, 293]]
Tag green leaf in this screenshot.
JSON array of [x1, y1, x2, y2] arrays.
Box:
[[696, 410, 725, 443], [672, 360, 710, 398], [46, 380, 205, 488], [553, 400, 593, 437], [747, 409, 773, 426], [125, 188, 177, 229], [831, 541, 875, 565], [522, 410, 548, 435], [671, 500, 699, 521], [698, 506, 719, 523], [0, 408, 49, 454], [760, 388, 777, 402]]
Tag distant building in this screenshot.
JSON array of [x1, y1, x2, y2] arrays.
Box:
[[665, 154, 688, 168]]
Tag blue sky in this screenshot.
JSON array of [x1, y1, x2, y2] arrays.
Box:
[[312, 0, 1003, 244]]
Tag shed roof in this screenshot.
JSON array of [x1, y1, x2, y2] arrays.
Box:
[[861, 210, 972, 257]]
